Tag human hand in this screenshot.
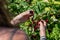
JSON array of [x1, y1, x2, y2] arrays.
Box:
[[38, 20, 47, 37], [19, 10, 34, 23], [11, 10, 34, 25], [38, 20, 47, 30]]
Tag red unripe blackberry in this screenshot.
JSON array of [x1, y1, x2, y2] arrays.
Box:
[[34, 24, 39, 31], [45, 19, 48, 23], [32, 20, 36, 24], [30, 10, 34, 16], [29, 24, 32, 27], [36, 20, 40, 25], [34, 20, 41, 31]]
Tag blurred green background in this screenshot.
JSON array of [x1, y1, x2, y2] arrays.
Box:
[[7, 0, 60, 40]]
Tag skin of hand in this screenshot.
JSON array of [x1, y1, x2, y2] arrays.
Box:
[[18, 10, 34, 23], [38, 20, 47, 37], [10, 10, 34, 25]]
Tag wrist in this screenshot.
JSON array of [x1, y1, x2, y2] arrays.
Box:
[[40, 30, 46, 36], [40, 27, 46, 37], [39, 25, 46, 30]]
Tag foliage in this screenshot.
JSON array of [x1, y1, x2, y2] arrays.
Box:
[[8, 0, 60, 40]]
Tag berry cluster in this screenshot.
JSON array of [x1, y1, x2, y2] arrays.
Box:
[[29, 19, 49, 31]]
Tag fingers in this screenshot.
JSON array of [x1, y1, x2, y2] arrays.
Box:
[[20, 10, 34, 22], [38, 20, 47, 27], [10, 10, 34, 25], [38, 21, 44, 27], [29, 10, 34, 16], [21, 10, 34, 19], [41, 20, 46, 27], [21, 10, 34, 18], [24, 10, 34, 17], [20, 10, 34, 16]]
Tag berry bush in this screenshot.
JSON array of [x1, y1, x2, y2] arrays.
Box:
[[8, 0, 60, 40]]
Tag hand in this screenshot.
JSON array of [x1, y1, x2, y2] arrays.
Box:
[[19, 10, 34, 23], [38, 20, 47, 30], [38, 20, 47, 37], [11, 10, 34, 25]]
